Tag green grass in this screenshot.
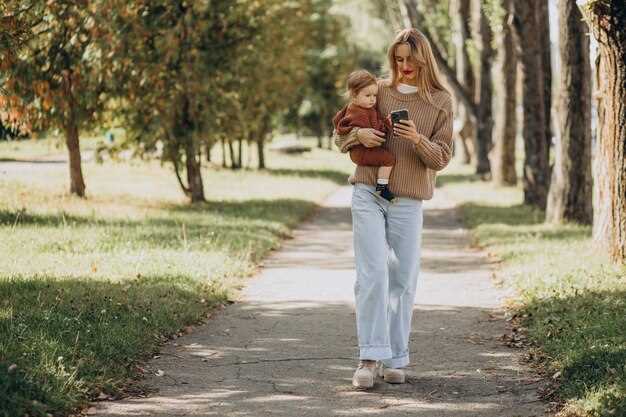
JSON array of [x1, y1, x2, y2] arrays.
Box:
[[0, 136, 353, 417], [439, 159, 626, 417]]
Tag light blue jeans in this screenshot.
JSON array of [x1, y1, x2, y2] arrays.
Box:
[[351, 183, 424, 369]]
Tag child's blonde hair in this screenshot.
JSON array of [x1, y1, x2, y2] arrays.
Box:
[[345, 69, 377, 99]]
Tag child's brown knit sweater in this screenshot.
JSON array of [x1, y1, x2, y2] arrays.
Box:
[[334, 80, 454, 200]]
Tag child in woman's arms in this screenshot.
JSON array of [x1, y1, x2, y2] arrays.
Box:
[[332, 70, 396, 202]]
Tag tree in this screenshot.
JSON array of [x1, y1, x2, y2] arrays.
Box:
[[538, 0, 553, 159], [470, 0, 494, 176], [451, 0, 476, 165], [294, 0, 358, 151], [0, 1, 110, 197], [546, 0, 592, 224], [101, 0, 257, 202], [488, 0, 518, 186], [511, 0, 551, 209], [233, 0, 312, 168], [580, 0, 626, 263]]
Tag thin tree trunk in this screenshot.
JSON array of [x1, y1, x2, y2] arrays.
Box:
[[471, 0, 494, 176], [62, 74, 86, 198], [65, 118, 86, 197], [257, 136, 265, 169], [546, 0, 592, 224], [512, 0, 551, 209], [237, 136, 243, 168], [184, 138, 205, 203], [452, 0, 475, 165], [538, 0, 553, 158], [257, 115, 271, 169], [221, 137, 227, 168], [491, 0, 518, 186], [581, 1, 626, 263], [319, 107, 327, 149], [227, 139, 238, 169], [246, 140, 253, 169], [206, 140, 211, 162]]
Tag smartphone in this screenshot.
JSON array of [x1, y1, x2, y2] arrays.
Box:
[[390, 109, 409, 124]]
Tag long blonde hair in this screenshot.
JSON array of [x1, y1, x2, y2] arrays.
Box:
[[387, 28, 448, 103]]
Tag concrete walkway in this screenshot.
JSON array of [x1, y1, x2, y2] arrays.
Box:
[[91, 186, 545, 417]]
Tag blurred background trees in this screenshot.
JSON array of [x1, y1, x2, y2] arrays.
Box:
[[0, 0, 624, 262]]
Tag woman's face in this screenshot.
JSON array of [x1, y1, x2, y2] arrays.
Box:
[[395, 43, 417, 83]]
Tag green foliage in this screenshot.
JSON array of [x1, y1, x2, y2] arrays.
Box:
[[0, 1, 110, 133], [283, 0, 361, 140], [417, 0, 453, 58], [99, 1, 254, 163]]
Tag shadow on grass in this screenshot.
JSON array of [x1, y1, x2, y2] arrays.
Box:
[[521, 289, 626, 415], [0, 273, 230, 417], [436, 173, 483, 187], [459, 202, 545, 227], [264, 168, 348, 185], [1, 199, 320, 256], [1, 199, 319, 228], [458, 202, 591, 241]]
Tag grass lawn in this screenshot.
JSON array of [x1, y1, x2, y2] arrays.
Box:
[[0, 136, 352, 417], [439, 158, 626, 417]]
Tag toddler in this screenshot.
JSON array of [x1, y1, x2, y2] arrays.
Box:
[[332, 70, 396, 202]]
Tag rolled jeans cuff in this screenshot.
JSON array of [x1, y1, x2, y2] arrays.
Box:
[[382, 353, 410, 369], [359, 345, 392, 361]]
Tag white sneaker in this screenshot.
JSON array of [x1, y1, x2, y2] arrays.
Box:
[[378, 364, 406, 384], [352, 360, 379, 388]]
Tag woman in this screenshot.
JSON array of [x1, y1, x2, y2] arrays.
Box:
[[334, 28, 454, 389]]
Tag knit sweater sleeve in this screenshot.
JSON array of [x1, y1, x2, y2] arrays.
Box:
[[333, 127, 360, 154], [412, 95, 454, 171]]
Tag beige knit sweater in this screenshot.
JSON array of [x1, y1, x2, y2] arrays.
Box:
[[334, 80, 454, 200]]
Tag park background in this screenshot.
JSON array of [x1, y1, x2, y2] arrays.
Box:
[[1, 1, 624, 416]]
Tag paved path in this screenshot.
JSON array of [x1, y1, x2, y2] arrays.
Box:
[[91, 186, 545, 417]]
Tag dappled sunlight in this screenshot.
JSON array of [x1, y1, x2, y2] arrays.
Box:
[[87, 297, 542, 416]]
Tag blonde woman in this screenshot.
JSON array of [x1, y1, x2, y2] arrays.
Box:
[[334, 28, 454, 389]]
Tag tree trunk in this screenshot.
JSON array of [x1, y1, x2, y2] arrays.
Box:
[[221, 137, 227, 168], [581, 1, 626, 263], [257, 136, 266, 169], [538, 0, 553, 160], [471, 0, 494, 177], [546, 0, 593, 224], [205, 140, 211, 162], [246, 140, 253, 169], [62, 74, 86, 198], [227, 139, 238, 169], [452, 0, 476, 165], [184, 138, 205, 203], [237, 136, 243, 168], [512, 0, 551, 209], [65, 119, 86, 197], [491, 0, 518, 186], [318, 107, 326, 149]]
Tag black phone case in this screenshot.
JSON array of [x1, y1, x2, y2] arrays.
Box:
[[391, 109, 409, 124]]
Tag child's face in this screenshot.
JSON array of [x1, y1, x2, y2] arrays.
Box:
[[353, 84, 378, 109]]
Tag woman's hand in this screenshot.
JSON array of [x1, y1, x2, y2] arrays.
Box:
[[394, 119, 423, 145], [356, 128, 386, 148]]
